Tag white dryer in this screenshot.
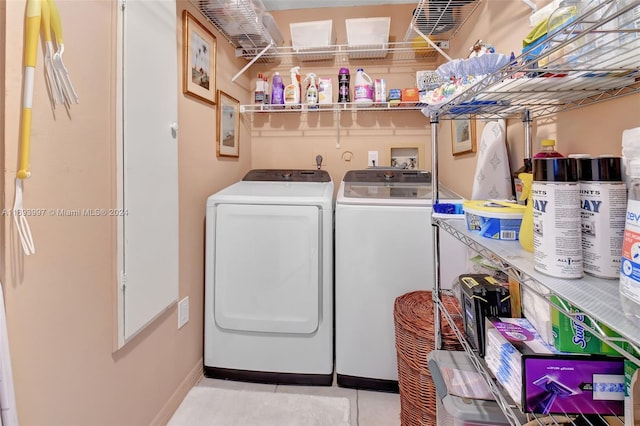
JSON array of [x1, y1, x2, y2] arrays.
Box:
[[204, 169, 334, 385], [335, 169, 467, 392]]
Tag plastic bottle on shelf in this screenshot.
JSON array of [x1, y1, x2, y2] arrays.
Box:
[[533, 139, 564, 158], [512, 158, 532, 205], [338, 67, 350, 103], [543, 0, 587, 68], [284, 66, 301, 106], [353, 68, 374, 105], [254, 73, 265, 104], [620, 159, 640, 326], [270, 72, 284, 107], [304, 72, 318, 109]]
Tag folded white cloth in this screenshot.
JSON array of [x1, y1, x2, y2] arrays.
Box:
[[471, 120, 512, 200]]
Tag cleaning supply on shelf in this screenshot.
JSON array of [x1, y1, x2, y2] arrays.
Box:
[[579, 156, 626, 279], [518, 172, 534, 253], [254, 72, 265, 104], [284, 66, 301, 105], [533, 157, 582, 279], [353, 68, 373, 105], [270, 71, 284, 106], [463, 200, 525, 241], [620, 159, 640, 327], [533, 139, 564, 158], [543, 0, 586, 68], [338, 67, 350, 103], [304, 72, 318, 108], [318, 77, 332, 104]]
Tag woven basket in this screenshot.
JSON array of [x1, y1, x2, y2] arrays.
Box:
[[394, 290, 464, 426]]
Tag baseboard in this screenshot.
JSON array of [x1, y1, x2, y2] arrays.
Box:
[[151, 358, 204, 425]]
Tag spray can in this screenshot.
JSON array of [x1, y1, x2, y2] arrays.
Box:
[[532, 157, 582, 278], [338, 67, 350, 103], [579, 156, 626, 279], [620, 159, 640, 326]]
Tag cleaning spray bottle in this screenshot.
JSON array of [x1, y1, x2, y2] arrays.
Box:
[[304, 72, 318, 109], [284, 66, 301, 106]]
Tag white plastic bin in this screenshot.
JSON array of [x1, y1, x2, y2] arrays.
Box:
[[290, 20, 335, 60], [345, 17, 390, 59]]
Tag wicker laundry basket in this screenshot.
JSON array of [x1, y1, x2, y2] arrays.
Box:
[[394, 291, 464, 426]]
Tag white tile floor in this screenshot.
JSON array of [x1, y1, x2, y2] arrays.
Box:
[[196, 376, 401, 426]]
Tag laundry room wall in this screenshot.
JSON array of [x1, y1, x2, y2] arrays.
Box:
[[1, 0, 250, 424]]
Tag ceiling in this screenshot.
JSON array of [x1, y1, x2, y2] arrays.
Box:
[[261, 0, 417, 11]]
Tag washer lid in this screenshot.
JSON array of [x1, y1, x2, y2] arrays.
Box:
[[342, 169, 431, 184], [243, 169, 331, 182], [207, 180, 334, 208]]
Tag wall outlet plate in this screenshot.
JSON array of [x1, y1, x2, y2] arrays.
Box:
[[178, 296, 189, 329], [368, 151, 379, 167]]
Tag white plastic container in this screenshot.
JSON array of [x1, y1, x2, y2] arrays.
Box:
[[345, 17, 390, 59], [463, 200, 525, 241], [620, 159, 640, 326], [353, 68, 373, 105], [290, 20, 335, 60]]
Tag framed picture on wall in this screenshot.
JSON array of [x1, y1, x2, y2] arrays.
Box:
[[451, 118, 476, 156], [183, 10, 216, 105], [216, 91, 240, 158]]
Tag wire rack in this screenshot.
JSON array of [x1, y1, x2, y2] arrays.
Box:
[[192, 0, 484, 66], [430, 0, 640, 120]]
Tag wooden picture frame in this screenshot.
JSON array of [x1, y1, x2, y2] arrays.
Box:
[[216, 91, 240, 157], [451, 118, 476, 156], [183, 10, 216, 105]]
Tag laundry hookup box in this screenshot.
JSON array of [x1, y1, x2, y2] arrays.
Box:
[[484, 317, 625, 416]]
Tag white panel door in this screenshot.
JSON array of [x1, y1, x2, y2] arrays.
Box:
[[120, 0, 179, 341], [213, 204, 320, 334]]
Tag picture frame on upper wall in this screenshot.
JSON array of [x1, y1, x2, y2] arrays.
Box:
[[183, 10, 216, 105], [451, 118, 476, 156], [216, 90, 240, 158]]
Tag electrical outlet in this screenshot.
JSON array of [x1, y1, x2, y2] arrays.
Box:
[[178, 296, 189, 329], [368, 151, 379, 167]]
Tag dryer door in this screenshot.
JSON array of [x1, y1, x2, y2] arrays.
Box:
[[213, 203, 321, 334]]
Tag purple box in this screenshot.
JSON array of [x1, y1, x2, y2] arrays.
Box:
[[485, 318, 625, 416]]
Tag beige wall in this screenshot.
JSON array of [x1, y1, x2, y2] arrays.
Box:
[[1, 1, 639, 425], [2, 1, 250, 424]]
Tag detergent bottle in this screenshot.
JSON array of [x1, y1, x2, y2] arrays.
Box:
[[353, 68, 374, 105], [304, 72, 318, 108], [518, 172, 534, 253], [270, 72, 284, 107], [284, 66, 301, 106]]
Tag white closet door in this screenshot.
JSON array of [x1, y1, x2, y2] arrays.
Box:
[[120, 0, 179, 342]]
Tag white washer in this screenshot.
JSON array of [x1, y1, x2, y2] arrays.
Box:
[[335, 169, 467, 391], [204, 169, 334, 385]]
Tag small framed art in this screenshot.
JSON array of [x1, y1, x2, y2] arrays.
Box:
[[183, 10, 216, 105], [451, 118, 477, 156], [216, 91, 240, 158]]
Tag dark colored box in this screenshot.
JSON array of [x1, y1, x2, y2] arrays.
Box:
[[459, 274, 511, 357], [485, 318, 625, 416]]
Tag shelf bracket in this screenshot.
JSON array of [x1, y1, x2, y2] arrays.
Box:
[[521, 0, 537, 11], [410, 23, 453, 62], [335, 109, 341, 149], [231, 41, 275, 83]]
